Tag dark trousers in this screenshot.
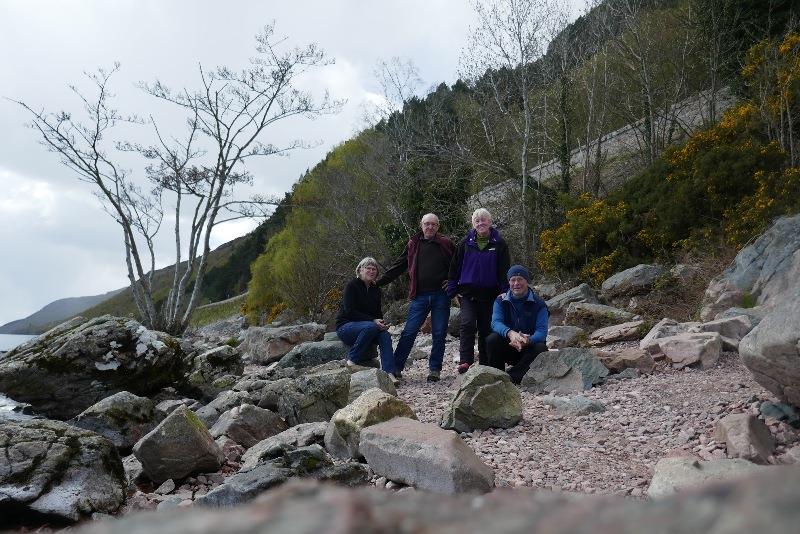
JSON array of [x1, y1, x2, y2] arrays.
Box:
[[486, 332, 548, 384], [458, 296, 493, 365]]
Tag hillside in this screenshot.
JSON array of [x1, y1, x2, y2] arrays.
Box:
[[0, 288, 124, 335]]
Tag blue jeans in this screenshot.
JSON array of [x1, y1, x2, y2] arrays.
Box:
[[336, 321, 395, 374], [394, 290, 449, 372]]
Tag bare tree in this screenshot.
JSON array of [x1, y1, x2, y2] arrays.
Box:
[[15, 24, 339, 334], [460, 0, 559, 264]]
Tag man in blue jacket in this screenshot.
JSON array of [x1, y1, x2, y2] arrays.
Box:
[[487, 265, 549, 384]]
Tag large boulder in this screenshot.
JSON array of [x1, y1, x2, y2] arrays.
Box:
[[68, 391, 155, 453], [209, 404, 288, 449], [240, 323, 325, 364], [324, 388, 416, 460], [643, 332, 722, 369], [278, 368, 350, 426], [593, 348, 655, 374], [700, 213, 800, 321], [276, 340, 348, 369], [714, 413, 775, 463], [564, 302, 636, 331], [0, 315, 185, 420], [359, 417, 494, 494], [739, 287, 800, 406], [546, 283, 599, 325], [647, 457, 774, 498], [240, 422, 328, 471], [348, 368, 397, 402], [601, 264, 666, 300], [440, 365, 522, 432], [520, 348, 608, 394], [132, 405, 224, 484], [0, 419, 125, 522], [184, 344, 244, 401]]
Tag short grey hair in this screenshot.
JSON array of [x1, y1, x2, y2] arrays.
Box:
[[471, 208, 492, 223], [356, 257, 379, 277]]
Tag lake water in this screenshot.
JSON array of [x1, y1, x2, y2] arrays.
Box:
[[0, 333, 36, 352]]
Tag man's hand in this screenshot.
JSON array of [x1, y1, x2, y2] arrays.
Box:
[[507, 330, 529, 352], [441, 279, 449, 290], [374, 319, 389, 331]]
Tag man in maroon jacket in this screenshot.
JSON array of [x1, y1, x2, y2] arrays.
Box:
[[377, 213, 454, 382]]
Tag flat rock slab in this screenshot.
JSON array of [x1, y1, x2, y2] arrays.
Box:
[[541, 394, 606, 416], [194, 463, 293, 507], [647, 457, 774, 498], [546, 283, 599, 325], [593, 347, 655, 374], [547, 325, 585, 349], [0, 418, 125, 522], [325, 388, 416, 460], [72, 468, 800, 534], [240, 422, 328, 471], [589, 320, 646, 346], [133, 405, 224, 484], [565, 302, 636, 331], [440, 365, 522, 432], [348, 369, 397, 403], [277, 340, 348, 370], [601, 263, 666, 299], [359, 417, 494, 494]]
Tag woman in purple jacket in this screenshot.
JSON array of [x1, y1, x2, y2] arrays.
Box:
[[447, 208, 511, 374]]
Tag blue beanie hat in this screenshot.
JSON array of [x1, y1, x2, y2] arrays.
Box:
[[507, 265, 530, 281]]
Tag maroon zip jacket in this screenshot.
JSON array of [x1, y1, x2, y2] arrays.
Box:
[[376, 232, 454, 299]]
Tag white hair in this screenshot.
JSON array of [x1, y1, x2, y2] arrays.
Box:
[[471, 208, 492, 223], [355, 257, 379, 277]]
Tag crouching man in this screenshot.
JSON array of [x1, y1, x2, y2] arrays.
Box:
[[486, 265, 549, 384]]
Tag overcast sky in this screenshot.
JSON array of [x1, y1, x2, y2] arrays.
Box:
[[0, 0, 586, 326]]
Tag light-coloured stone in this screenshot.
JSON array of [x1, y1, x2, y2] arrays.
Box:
[[440, 365, 522, 432], [240, 422, 328, 471], [324, 388, 416, 460], [348, 369, 397, 403], [359, 417, 494, 494], [601, 264, 666, 299], [588, 320, 646, 346], [565, 302, 636, 331], [541, 395, 606, 415], [241, 323, 325, 364], [647, 457, 773, 498], [593, 347, 655, 374], [546, 283, 599, 325], [643, 332, 722, 369], [714, 413, 775, 464]]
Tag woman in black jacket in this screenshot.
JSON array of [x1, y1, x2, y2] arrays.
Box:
[[335, 257, 396, 380]]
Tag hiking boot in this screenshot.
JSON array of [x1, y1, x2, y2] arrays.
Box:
[[393, 371, 404, 383], [389, 373, 401, 386], [426, 369, 441, 382], [457, 362, 471, 374]]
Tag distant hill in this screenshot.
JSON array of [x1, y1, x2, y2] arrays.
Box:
[[0, 288, 124, 335]]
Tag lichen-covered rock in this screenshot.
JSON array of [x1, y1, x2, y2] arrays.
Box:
[[209, 404, 288, 449], [132, 405, 224, 484], [521, 348, 608, 394], [348, 369, 397, 403], [360, 418, 494, 494], [647, 457, 773, 498], [240, 422, 328, 471], [256, 378, 294, 412], [541, 395, 606, 416], [276, 340, 348, 369], [241, 323, 325, 364], [184, 345, 244, 401], [546, 283, 599, 325], [546, 325, 585, 349], [0, 315, 185, 420], [68, 391, 155, 453], [0, 418, 125, 522], [196, 390, 253, 428], [441, 365, 521, 433], [278, 368, 350, 426], [325, 388, 416, 460], [644, 332, 722, 369]]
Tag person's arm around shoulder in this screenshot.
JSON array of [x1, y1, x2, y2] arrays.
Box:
[[376, 244, 409, 287]]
